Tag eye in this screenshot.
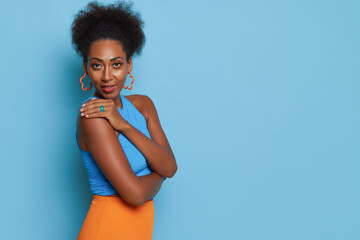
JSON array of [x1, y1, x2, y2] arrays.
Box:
[[113, 62, 122, 67], [92, 63, 101, 69]]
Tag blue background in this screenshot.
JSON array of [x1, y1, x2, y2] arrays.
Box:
[[1, 0, 359, 239]]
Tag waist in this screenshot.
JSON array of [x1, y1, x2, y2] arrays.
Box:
[[94, 193, 122, 198], [93, 194, 154, 203]]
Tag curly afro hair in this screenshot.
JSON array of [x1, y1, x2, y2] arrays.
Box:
[[70, 0, 145, 63]]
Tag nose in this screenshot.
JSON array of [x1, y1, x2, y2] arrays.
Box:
[[102, 66, 112, 81]]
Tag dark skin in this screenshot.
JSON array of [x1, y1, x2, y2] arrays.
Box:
[[76, 39, 177, 206]]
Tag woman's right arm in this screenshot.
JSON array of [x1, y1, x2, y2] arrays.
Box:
[[77, 113, 164, 206]]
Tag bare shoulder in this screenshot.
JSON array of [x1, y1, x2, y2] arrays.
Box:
[[76, 103, 119, 152], [124, 94, 155, 123]]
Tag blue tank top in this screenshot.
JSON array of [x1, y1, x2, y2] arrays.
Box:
[[75, 94, 153, 196]]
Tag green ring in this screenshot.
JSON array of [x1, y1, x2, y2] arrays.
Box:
[[100, 105, 104, 112]]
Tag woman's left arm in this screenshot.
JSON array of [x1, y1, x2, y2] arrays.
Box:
[[117, 95, 177, 178]]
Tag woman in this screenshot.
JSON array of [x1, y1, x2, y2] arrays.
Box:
[[71, 1, 178, 239]]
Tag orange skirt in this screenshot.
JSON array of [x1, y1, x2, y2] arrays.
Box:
[[77, 195, 154, 240]]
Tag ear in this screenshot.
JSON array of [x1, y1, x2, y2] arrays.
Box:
[[83, 59, 88, 73], [127, 56, 133, 73]]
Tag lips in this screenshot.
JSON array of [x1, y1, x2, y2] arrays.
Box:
[[101, 84, 116, 93]]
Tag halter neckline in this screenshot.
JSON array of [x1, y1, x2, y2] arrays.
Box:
[[118, 94, 125, 110]]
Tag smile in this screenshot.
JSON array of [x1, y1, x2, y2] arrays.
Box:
[[101, 85, 116, 93]]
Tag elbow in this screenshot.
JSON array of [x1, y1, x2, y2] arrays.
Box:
[[119, 187, 146, 207], [163, 153, 177, 178], [164, 162, 178, 178], [130, 189, 150, 207], [128, 197, 145, 207]]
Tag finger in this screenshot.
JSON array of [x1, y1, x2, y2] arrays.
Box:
[[82, 98, 110, 108], [88, 97, 98, 103], [83, 111, 106, 119], [81, 98, 97, 107], [83, 102, 112, 112], [82, 99, 104, 110], [81, 104, 102, 116], [81, 103, 113, 117]]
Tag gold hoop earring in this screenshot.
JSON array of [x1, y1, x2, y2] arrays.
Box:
[[80, 72, 92, 91], [124, 71, 135, 90]]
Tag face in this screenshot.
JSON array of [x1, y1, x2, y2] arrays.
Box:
[[83, 39, 132, 99]]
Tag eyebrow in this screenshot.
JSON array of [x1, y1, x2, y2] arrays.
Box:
[[90, 56, 124, 61]]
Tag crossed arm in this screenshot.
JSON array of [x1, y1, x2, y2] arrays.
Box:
[[77, 95, 177, 206], [116, 95, 177, 178]]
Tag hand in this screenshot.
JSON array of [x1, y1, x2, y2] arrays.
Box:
[[80, 98, 128, 131]]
